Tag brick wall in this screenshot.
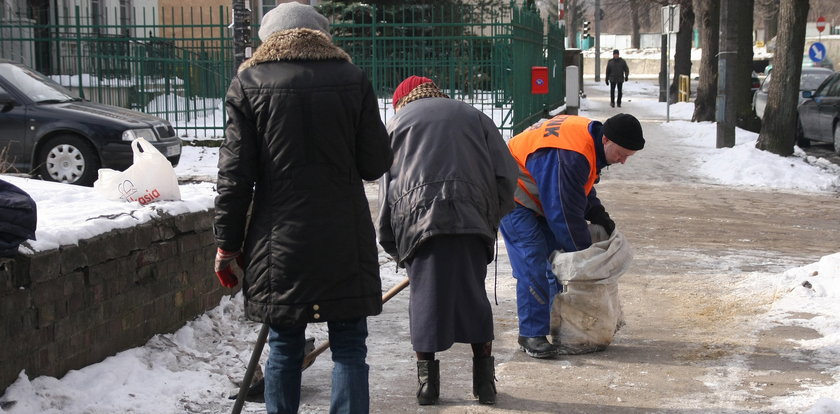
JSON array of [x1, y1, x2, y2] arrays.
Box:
[[0, 210, 235, 391]]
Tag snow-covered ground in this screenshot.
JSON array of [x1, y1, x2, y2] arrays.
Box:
[[1, 80, 840, 413]]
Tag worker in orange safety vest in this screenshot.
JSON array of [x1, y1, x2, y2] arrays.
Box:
[[500, 113, 645, 358]]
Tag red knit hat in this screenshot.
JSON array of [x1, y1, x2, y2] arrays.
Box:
[[392, 76, 433, 108]]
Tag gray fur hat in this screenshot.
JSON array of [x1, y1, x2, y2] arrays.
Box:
[[258, 2, 331, 42]]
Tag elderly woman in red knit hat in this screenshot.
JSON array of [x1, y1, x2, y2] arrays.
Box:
[[377, 76, 519, 406]]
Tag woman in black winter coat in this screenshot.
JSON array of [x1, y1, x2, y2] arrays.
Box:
[[213, 3, 393, 413]]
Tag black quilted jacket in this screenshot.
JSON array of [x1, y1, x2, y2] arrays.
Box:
[[214, 29, 393, 327]]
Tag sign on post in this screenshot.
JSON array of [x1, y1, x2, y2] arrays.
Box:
[[661, 5, 679, 122], [816, 16, 827, 33], [662, 5, 679, 34], [558, 0, 565, 23], [809, 42, 827, 64]]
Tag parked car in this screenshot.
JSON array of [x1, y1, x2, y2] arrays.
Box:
[[752, 66, 834, 120], [0, 60, 181, 186], [751, 71, 760, 96], [802, 54, 834, 71], [797, 71, 840, 153]]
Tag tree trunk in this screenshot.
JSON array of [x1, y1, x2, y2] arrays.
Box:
[[669, 0, 694, 104], [692, 0, 719, 122], [630, 0, 641, 49], [567, 0, 579, 48], [761, 0, 779, 42], [755, 0, 808, 156], [735, 0, 761, 133]]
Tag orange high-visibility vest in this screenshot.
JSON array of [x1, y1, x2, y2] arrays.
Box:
[[507, 115, 597, 216]]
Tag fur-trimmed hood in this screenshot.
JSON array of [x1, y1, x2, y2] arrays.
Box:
[[238, 28, 351, 73]]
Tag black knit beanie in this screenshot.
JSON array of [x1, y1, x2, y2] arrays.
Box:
[[603, 113, 645, 150]]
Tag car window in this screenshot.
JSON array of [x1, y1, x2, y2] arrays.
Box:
[[824, 75, 840, 97], [813, 74, 838, 97], [0, 64, 76, 103], [800, 72, 832, 91]]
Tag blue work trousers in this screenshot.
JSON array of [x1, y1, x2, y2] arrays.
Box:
[[264, 318, 370, 414], [499, 205, 560, 337]]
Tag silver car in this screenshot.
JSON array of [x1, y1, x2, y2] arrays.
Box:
[[797, 71, 840, 153], [752, 66, 834, 120]]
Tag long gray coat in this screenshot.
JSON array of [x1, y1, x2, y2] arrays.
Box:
[[215, 29, 393, 327], [376, 97, 518, 265]]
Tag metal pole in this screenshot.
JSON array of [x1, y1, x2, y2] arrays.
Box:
[[231, 0, 251, 77], [594, 0, 600, 83], [666, 31, 670, 123], [716, 0, 736, 148], [659, 34, 667, 102]]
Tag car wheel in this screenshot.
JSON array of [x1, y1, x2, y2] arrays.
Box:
[[834, 122, 840, 155], [796, 120, 810, 147], [37, 134, 100, 186]]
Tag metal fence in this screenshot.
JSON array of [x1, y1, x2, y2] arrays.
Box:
[[1, 5, 231, 139], [0, 1, 565, 139]]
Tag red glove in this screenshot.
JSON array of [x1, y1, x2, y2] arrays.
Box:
[[214, 248, 244, 288]]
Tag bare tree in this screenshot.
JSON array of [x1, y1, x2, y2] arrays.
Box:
[[601, 0, 659, 44], [629, 0, 642, 48], [566, 0, 587, 48], [668, 0, 694, 104], [756, 0, 779, 42], [755, 0, 809, 156], [808, 0, 840, 20], [691, 0, 719, 122]]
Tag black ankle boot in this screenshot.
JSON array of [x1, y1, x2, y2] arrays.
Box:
[[473, 356, 496, 404], [416, 360, 439, 405], [518, 336, 557, 359]]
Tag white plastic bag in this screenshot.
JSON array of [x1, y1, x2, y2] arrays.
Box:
[[549, 224, 632, 354], [93, 138, 181, 205]]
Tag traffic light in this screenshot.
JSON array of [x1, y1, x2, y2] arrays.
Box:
[[582, 20, 590, 39]]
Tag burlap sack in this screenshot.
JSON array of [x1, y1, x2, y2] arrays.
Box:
[[549, 224, 633, 354]]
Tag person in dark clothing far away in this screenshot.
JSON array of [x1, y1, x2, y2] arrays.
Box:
[[213, 3, 393, 413], [500, 113, 645, 359], [377, 76, 519, 406], [605, 49, 630, 107]]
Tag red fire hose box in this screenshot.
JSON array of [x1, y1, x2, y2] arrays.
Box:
[[531, 66, 549, 94]]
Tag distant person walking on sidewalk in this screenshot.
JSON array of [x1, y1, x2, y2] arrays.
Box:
[[377, 76, 518, 406], [606, 49, 630, 107], [500, 113, 645, 359], [213, 3, 392, 413]]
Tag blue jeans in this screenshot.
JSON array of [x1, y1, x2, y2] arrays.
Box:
[[500, 206, 560, 337], [264, 318, 370, 414]]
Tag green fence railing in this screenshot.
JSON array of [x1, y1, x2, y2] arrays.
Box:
[[318, 1, 520, 134], [1, 1, 565, 140], [1, 5, 231, 139]]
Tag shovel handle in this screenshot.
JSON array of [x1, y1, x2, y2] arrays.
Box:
[[231, 322, 269, 414], [302, 277, 410, 369]]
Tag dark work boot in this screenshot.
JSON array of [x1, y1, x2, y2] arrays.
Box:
[[473, 356, 497, 404], [518, 336, 557, 359], [416, 360, 440, 405]]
